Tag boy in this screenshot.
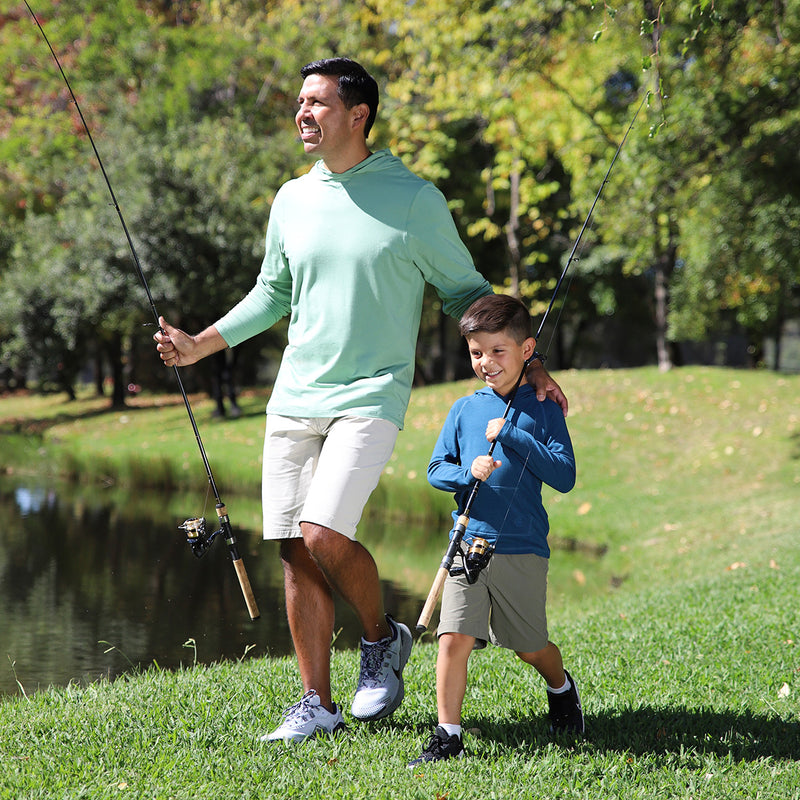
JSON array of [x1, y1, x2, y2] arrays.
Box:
[[409, 294, 583, 765]]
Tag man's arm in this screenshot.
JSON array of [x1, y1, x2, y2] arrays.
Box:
[[526, 357, 568, 417], [154, 316, 228, 368]]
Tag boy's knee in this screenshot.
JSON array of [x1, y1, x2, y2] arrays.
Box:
[[439, 632, 475, 656], [516, 641, 553, 667]]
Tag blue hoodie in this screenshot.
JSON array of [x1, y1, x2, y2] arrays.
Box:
[[428, 384, 576, 556]]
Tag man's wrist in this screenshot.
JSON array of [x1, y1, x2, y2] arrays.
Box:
[[527, 350, 547, 367]]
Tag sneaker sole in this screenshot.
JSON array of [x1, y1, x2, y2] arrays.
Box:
[[261, 720, 347, 743]]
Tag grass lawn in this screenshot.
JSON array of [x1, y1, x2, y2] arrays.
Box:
[[1, 366, 798, 797]]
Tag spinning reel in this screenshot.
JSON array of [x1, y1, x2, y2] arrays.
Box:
[[450, 536, 495, 584], [180, 516, 223, 559]]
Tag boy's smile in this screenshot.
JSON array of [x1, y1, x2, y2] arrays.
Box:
[[466, 330, 535, 397]]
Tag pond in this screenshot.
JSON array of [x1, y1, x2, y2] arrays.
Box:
[[0, 478, 438, 697]]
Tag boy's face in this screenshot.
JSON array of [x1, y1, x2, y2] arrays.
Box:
[[466, 330, 535, 397]]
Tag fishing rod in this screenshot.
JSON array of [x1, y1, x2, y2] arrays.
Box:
[[24, 2, 259, 621], [416, 94, 647, 633]]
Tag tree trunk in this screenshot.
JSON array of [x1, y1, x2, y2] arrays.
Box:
[[654, 257, 671, 371], [773, 277, 785, 371], [94, 350, 104, 397], [108, 333, 127, 409], [506, 160, 522, 298]]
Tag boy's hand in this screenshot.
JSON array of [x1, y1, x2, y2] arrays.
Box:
[[485, 418, 505, 442], [471, 455, 501, 481]]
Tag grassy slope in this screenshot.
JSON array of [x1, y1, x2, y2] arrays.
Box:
[[1, 366, 799, 797]]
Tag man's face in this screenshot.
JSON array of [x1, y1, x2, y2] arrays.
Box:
[[295, 73, 354, 160]]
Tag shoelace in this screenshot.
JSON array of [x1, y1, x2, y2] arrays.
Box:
[[358, 638, 391, 686], [424, 732, 455, 757], [283, 692, 318, 724]]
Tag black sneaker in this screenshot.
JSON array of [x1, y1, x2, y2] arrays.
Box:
[[547, 670, 584, 734], [408, 726, 465, 766]]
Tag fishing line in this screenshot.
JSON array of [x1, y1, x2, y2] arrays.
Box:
[[24, 1, 259, 620], [533, 91, 649, 355], [417, 93, 647, 632]]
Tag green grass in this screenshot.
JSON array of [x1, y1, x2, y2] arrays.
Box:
[[1, 366, 799, 797], [1, 564, 798, 798]]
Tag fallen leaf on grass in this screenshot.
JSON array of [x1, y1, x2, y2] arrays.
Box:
[[778, 683, 791, 699], [726, 561, 747, 571], [577, 502, 592, 515]]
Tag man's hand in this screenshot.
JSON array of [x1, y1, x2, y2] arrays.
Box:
[[153, 316, 226, 368], [471, 455, 501, 481], [526, 360, 568, 416]]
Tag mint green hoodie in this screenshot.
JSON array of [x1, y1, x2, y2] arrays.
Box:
[[215, 149, 491, 429]]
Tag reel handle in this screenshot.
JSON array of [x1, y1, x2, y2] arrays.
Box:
[[216, 504, 260, 620]]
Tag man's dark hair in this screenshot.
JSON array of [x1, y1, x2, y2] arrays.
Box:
[[459, 294, 533, 344], [300, 58, 379, 137]]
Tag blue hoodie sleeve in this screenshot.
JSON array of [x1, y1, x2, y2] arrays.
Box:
[[427, 399, 474, 492], [495, 399, 576, 493]]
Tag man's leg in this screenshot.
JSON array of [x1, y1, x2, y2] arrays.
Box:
[[280, 537, 336, 711], [301, 522, 390, 643], [297, 416, 411, 722]]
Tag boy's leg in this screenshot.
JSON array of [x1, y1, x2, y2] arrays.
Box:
[[518, 642, 583, 734], [437, 632, 475, 725], [516, 640, 565, 689], [408, 632, 472, 766]]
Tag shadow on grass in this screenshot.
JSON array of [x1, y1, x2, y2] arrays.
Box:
[[459, 706, 800, 762], [583, 705, 800, 761], [0, 391, 267, 438]]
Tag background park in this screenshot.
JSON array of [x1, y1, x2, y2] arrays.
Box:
[[1, 1, 799, 797]]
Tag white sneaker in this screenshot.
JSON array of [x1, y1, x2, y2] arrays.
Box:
[[351, 615, 413, 721], [260, 690, 345, 743]]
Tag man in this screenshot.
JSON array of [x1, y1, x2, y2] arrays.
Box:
[[155, 58, 566, 743]]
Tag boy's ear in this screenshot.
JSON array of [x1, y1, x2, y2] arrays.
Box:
[[522, 337, 536, 360]]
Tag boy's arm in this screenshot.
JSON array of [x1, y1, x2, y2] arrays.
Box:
[[427, 404, 474, 492], [495, 405, 576, 493]]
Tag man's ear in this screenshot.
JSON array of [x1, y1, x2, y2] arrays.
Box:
[[351, 103, 369, 131]]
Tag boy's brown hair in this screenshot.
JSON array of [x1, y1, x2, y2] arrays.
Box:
[[458, 294, 532, 344]]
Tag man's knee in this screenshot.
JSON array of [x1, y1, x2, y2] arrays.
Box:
[[279, 537, 311, 572], [300, 521, 353, 560]]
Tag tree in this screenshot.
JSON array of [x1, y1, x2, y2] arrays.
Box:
[[667, 0, 800, 368]]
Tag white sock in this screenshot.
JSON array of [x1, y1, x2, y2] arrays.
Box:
[[438, 722, 462, 739], [547, 675, 572, 694]]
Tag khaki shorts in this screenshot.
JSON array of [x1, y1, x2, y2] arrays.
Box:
[[438, 552, 549, 652], [261, 414, 398, 541]]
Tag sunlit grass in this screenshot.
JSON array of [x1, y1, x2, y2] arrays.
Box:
[[2, 366, 800, 797]]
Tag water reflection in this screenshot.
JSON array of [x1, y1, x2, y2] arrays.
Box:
[[0, 480, 432, 696]]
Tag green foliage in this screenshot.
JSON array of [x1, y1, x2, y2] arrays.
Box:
[[2, 0, 800, 390]]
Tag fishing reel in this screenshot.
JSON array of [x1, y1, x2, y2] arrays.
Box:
[[179, 517, 222, 559], [450, 537, 495, 584]]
